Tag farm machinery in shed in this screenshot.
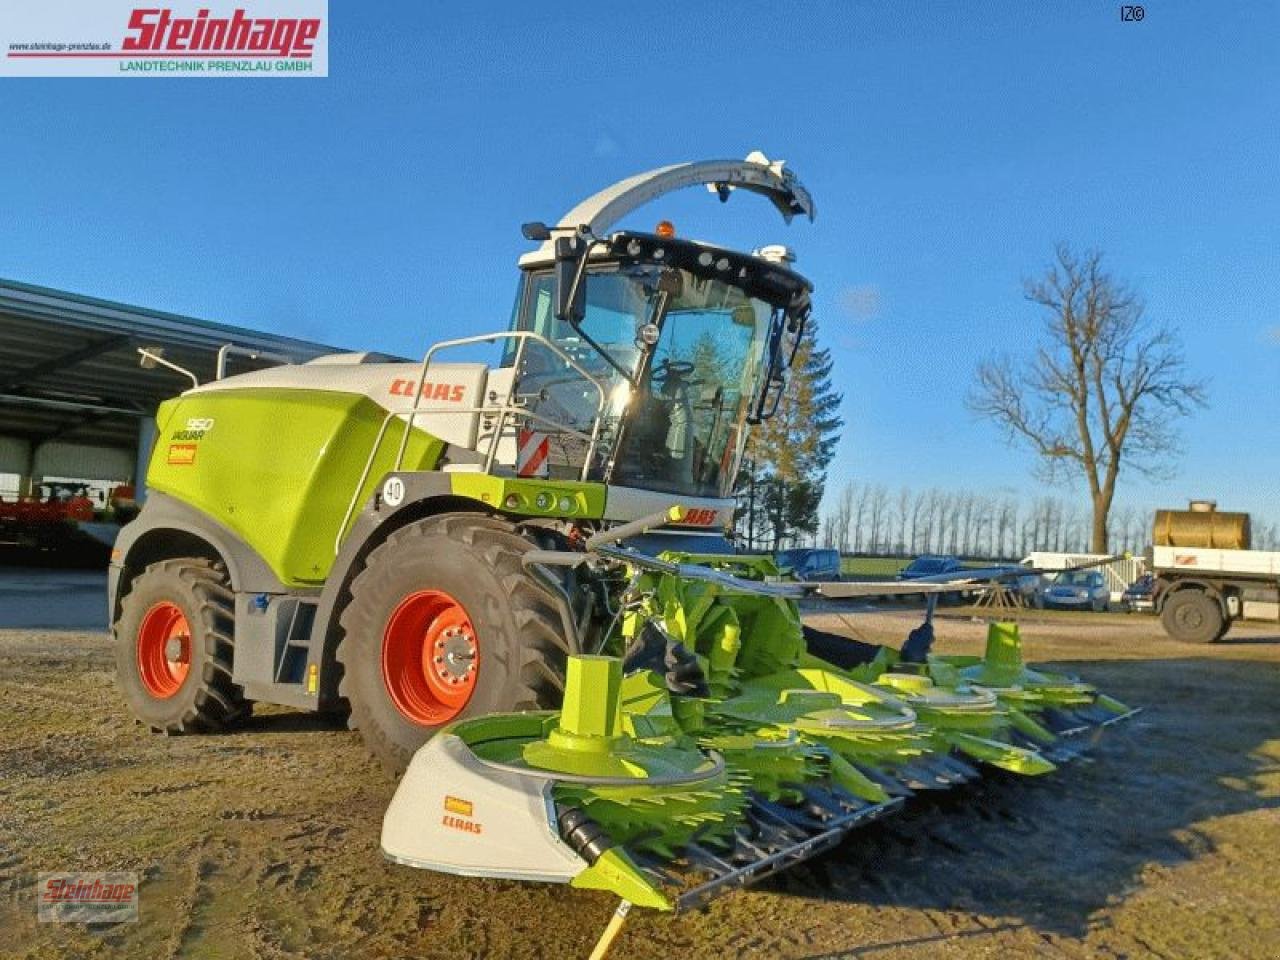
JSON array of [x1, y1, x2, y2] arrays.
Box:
[[109, 154, 1138, 950]]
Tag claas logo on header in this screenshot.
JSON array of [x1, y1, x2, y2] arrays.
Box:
[[389, 379, 466, 403], [679, 508, 719, 526]]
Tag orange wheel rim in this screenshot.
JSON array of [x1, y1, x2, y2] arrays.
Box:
[[137, 601, 191, 699], [381, 589, 479, 726]]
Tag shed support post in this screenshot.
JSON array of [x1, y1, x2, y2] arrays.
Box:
[[135, 416, 157, 502]]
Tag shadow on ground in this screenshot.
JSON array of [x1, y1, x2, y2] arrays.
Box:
[[754, 656, 1280, 952]]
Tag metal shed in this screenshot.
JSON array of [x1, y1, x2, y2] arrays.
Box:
[[0, 277, 343, 497]]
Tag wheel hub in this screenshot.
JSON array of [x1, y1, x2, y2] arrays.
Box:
[[435, 629, 477, 682], [383, 589, 480, 726], [137, 601, 192, 699]]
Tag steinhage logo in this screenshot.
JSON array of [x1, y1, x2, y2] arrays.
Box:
[[124, 8, 321, 58], [1, 1, 329, 77]]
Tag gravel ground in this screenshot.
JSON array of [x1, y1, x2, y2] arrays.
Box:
[[1, 609, 1278, 959]]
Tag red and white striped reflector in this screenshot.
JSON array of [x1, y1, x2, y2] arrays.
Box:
[[516, 428, 550, 478]]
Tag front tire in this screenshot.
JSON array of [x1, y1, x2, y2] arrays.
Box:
[[114, 558, 249, 733], [1161, 589, 1223, 644], [337, 513, 569, 775]]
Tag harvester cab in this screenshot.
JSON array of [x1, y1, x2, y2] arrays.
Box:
[[478, 153, 815, 537], [502, 223, 810, 502]]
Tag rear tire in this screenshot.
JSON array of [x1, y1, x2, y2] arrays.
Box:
[[337, 513, 570, 775], [114, 558, 249, 733], [1161, 589, 1223, 644]]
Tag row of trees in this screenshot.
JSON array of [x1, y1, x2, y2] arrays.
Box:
[[812, 483, 1280, 560]]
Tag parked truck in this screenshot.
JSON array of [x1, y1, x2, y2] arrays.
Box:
[[1152, 500, 1279, 643]]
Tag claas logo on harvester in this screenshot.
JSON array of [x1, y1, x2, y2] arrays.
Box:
[[389, 379, 466, 402], [677, 508, 719, 526], [441, 795, 481, 835]]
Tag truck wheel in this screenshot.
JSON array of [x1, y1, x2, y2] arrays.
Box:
[[114, 558, 249, 733], [1161, 589, 1223, 644], [337, 513, 569, 775]]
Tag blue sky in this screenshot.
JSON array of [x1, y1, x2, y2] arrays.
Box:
[[1, 1, 1277, 523]]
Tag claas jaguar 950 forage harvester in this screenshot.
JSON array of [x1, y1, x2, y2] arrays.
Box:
[[110, 155, 1138, 943]]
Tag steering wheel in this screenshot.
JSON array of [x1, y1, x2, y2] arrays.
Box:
[[652, 359, 696, 380]]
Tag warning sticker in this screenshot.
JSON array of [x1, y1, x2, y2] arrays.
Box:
[[443, 795, 473, 817], [167, 443, 198, 466]]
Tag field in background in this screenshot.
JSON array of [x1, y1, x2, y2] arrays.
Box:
[[841, 555, 907, 577], [840, 555, 1004, 578]]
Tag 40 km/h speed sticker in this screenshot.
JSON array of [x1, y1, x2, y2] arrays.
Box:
[[382, 477, 405, 507]]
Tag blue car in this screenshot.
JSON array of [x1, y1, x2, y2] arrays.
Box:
[[896, 555, 963, 580], [775, 548, 841, 581], [1044, 570, 1110, 612], [1121, 574, 1155, 613]]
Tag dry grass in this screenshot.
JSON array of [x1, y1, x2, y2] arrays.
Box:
[[2, 612, 1278, 959]]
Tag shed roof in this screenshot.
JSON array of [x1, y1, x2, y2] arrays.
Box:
[[0, 278, 344, 450]]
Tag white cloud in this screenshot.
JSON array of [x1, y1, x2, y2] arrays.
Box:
[[838, 284, 882, 322], [592, 134, 621, 159]]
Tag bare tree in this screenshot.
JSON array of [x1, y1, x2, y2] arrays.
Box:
[[909, 489, 926, 554], [974, 495, 993, 557], [1113, 503, 1140, 553], [867, 485, 889, 554], [1257, 520, 1279, 552], [837, 483, 855, 554], [969, 245, 1207, 551], [997, 497, 1017, 559], [959, 493, 976, 556], [922, 489, 938, 553], [896, 487, 910, 554]]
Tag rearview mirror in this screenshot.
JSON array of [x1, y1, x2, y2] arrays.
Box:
[[521, 221, 552, 242], [550, 234, 588, 325], [553, 235, 587, 325]]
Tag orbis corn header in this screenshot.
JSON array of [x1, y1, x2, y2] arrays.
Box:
[[110, 154, 1137, 953]]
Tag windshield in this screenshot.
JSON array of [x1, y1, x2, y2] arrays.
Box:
[[1054, 571, 1096, 587], [510, 264, 772, 498]]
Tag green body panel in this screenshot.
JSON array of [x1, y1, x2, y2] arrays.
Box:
[[148, 388, 444, 586], [448, 473, 606, 520]]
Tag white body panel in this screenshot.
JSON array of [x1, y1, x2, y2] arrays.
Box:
[[473, 366, 518, 467], [381, 733, 586, 883], [1152, 544, 1280, 577], [189, 359, 490, 451]]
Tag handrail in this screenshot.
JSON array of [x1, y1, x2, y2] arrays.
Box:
[[391, 330, 608, 473], [216, 343, 293, 380], [335, 330, 610, 554]]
